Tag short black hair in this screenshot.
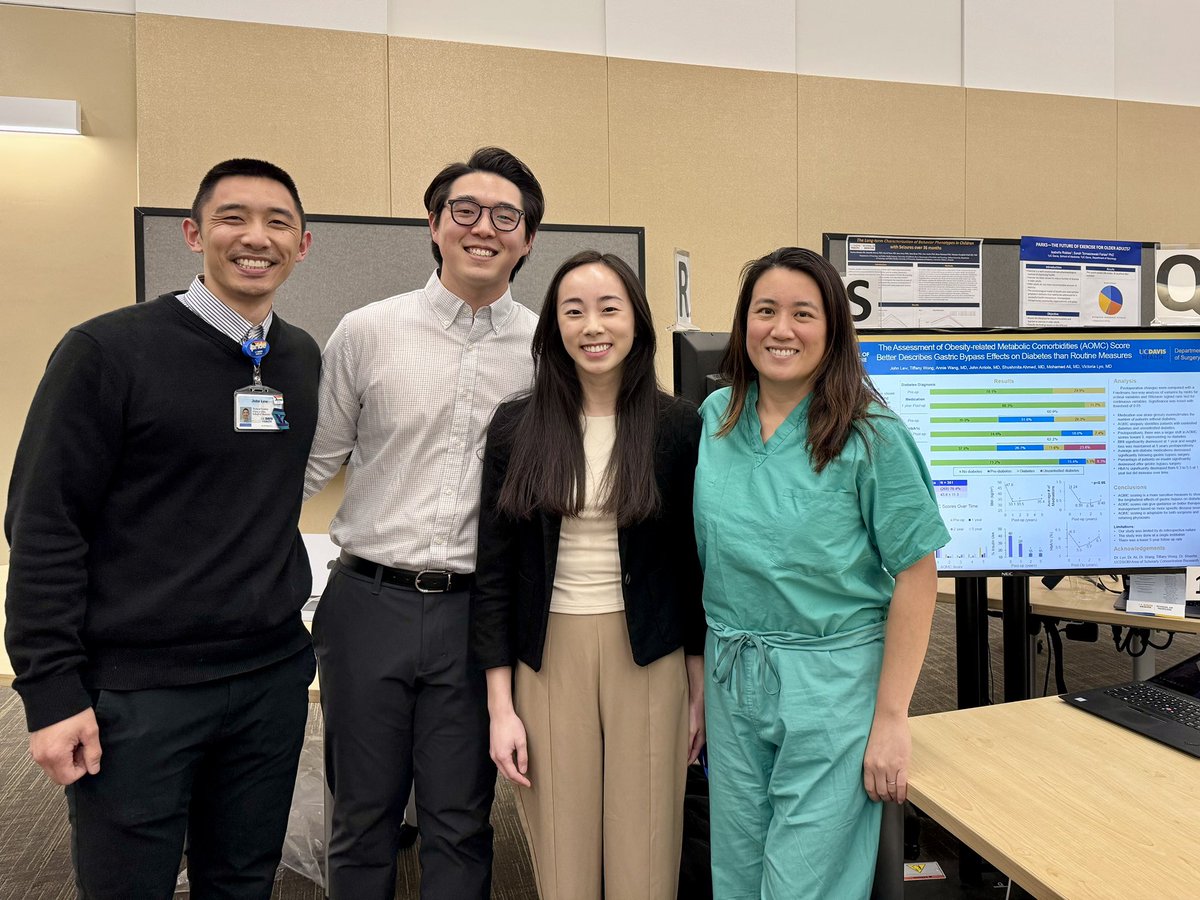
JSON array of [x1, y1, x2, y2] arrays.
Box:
[[424, 147, 544, 281], [190, 158, 306, 232]]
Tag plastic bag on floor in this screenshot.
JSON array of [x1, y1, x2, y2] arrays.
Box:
[[280, 731, 327, 888]]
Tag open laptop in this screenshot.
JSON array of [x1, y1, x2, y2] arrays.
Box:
[[1061, 650, 1200, 758]]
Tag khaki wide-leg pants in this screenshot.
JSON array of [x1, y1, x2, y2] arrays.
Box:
[[514, 611, 689, 900]]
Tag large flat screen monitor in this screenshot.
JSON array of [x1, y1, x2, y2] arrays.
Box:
[[859, 328, 1200, 576]]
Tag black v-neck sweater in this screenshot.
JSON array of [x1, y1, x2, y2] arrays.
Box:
[[5, 295, 320, 731]]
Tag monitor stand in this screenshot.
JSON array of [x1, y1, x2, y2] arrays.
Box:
[[953, 577, 989, 710], [1001, 575, 1034, 702]]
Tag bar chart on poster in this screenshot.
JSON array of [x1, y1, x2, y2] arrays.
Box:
[[902, 383, 1109, 570], [859, 329, 1200, 576]]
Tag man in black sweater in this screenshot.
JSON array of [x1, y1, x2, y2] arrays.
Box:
[[4, 159, 320, 899]]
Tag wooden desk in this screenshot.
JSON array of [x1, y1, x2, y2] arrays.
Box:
[[937, 576, 1200, 635], [939, 575, 1200, 708], [908, 697, 1200, 900]]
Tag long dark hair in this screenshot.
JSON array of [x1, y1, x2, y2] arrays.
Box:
[[497, 251, 662, 525], [717, 247, 883, 472]]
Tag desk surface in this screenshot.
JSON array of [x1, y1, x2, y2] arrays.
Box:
[[936, 576, 1200, 635], [908, 696, 1200, 900]]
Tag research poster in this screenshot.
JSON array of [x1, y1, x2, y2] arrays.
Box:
[[1153, 247, 1200, 327], [845, 236, 983, 328], [859, 331, 1200, 574], [1019, 236, 1141, 327]]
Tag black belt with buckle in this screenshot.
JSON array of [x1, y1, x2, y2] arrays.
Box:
[[338, 551, 474, 593]]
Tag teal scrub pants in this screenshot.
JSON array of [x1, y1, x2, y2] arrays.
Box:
[[704, 627, 884, 900]]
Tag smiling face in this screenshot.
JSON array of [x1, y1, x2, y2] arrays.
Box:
[[745, 266, 828, 401], [182, 175, 311, 316], [556, 262, 636, 391], [429, 171, 533, 308]]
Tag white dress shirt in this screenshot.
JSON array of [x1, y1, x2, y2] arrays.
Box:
[[305, 271, 537, 572]]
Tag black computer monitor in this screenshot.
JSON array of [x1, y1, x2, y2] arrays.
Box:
[[673, 331, 730, 406]]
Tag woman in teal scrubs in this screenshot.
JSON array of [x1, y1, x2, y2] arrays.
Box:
[[695, 247, 950, 899]]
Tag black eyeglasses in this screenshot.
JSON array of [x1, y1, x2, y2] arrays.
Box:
[[445, 198, 525, 233]]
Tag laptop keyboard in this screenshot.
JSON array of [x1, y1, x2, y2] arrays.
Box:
[[1104, 683, 1200, 730]]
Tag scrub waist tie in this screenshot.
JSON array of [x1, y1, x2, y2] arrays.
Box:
[[711, 632, 781, 702], [708, 620, 887, 703]]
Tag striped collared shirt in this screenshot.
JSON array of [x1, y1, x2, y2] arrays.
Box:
[[177, 275, 274, 341], [304, 271, 537, 573]]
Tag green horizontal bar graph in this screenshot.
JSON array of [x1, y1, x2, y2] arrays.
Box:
[[929, 430, 1106, 437], [930, 445, 1074, 452], [930, 416, 1106, 423], [930, 458, 1100, 466], [930, 387, 1105, 394], [929, 402, 1105, 409]]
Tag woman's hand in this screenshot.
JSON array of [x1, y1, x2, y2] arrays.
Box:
[[485, 666, 531, 787], [865, 553, 936, 804], [489, 708, 531, 788], [685, 654, 706, 765], [862, 710, 910, 804]]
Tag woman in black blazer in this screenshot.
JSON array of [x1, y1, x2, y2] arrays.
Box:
[[471, 250, 705, 900]]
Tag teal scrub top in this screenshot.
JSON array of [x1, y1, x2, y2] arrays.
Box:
[[695, 384, 950, 638]]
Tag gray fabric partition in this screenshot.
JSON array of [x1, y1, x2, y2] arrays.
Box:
[[136, 209, 644, 350]]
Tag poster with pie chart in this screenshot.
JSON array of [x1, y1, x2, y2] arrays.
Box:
[[1019, 236, 1141, 326], [1098, 284, 1123, 315]]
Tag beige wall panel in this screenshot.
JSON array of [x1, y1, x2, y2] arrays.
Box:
[[608, 58, 797, 379], [388, 38, 609, 224], [136, 14, 390, 216], [966, 89, 1117, 238], [0, 6, 137, 565], [1115, 100, 1200, 243], [796, 76, 966, 250]]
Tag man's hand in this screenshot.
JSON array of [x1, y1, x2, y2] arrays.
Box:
[[29, 708, 102, 785]]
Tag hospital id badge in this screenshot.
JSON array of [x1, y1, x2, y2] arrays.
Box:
[[234, 385, 289, 431]]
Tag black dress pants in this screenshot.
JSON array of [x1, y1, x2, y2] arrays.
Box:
[[66, 647, 315, 899], [314, 562, 494, 900]]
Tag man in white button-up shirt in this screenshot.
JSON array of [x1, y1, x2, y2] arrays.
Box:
[[304, 147, 542, 900]]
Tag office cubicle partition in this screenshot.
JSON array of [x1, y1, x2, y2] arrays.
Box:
[[135, 208, 645, 349]]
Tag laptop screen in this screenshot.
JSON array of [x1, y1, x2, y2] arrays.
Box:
[[1153, 652, 1200, 700]]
